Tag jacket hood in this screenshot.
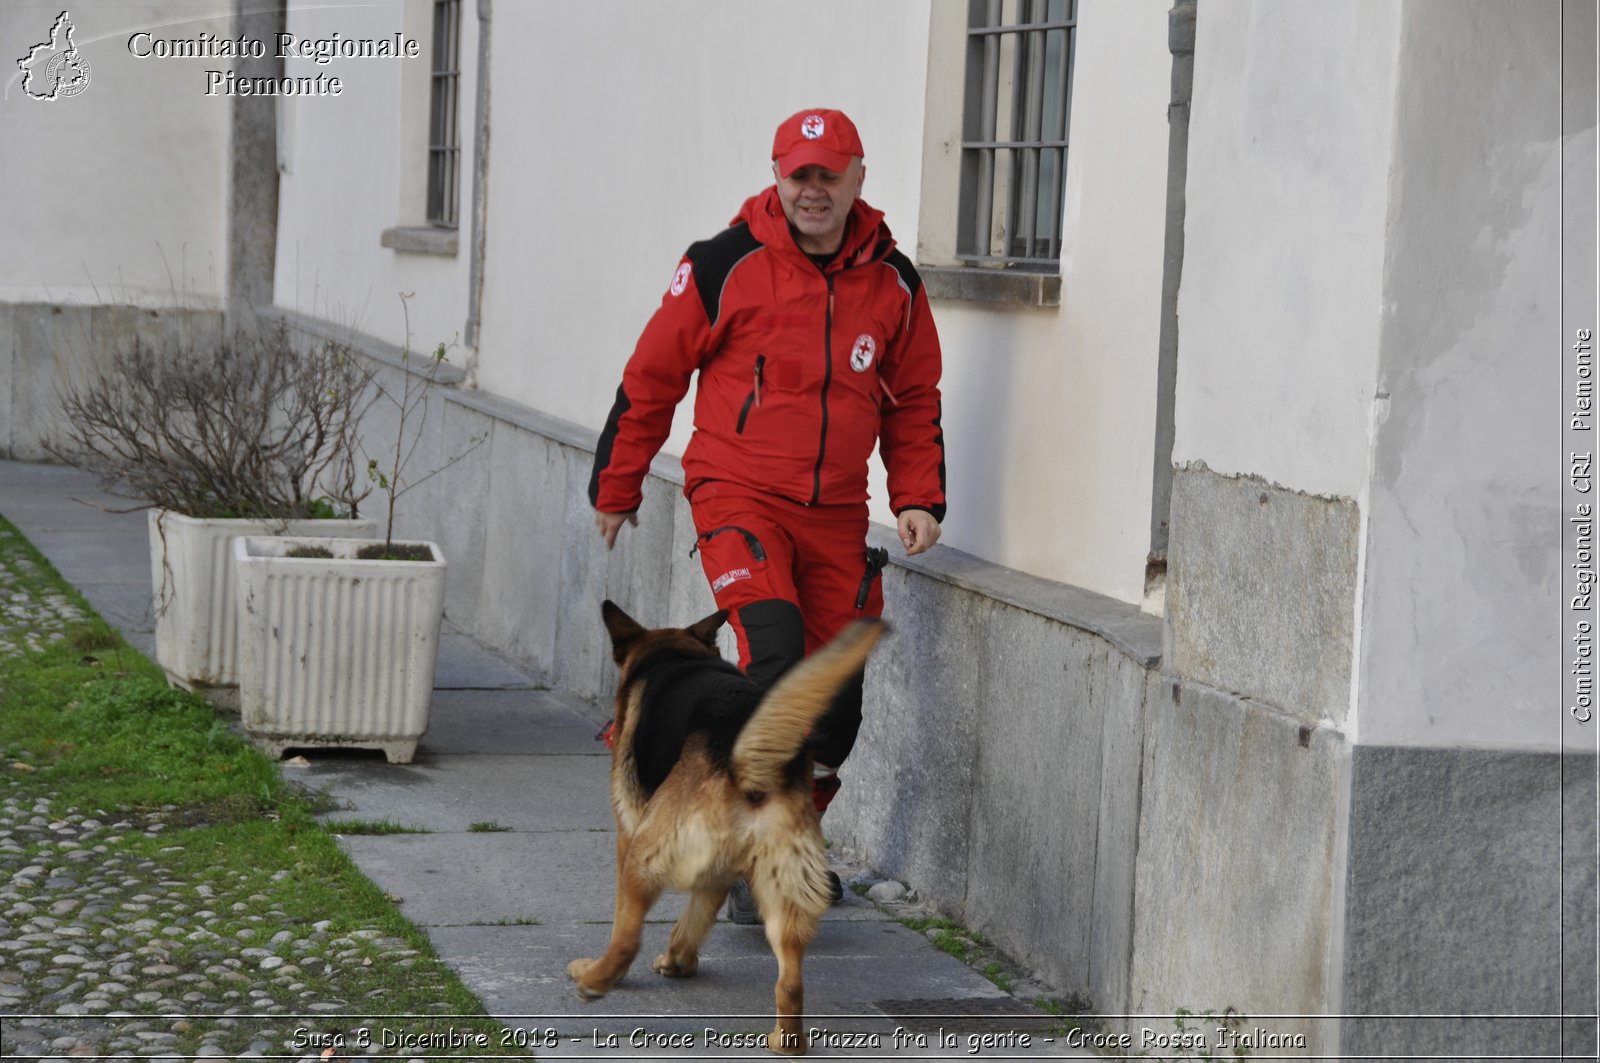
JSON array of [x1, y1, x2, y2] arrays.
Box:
[[734, 186, 895, 270]]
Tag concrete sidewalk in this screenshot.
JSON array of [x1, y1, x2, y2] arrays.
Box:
[[0, 459, 1089, 1061]]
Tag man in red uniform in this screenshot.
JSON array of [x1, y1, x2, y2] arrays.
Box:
[[589, 108, 946, 922]]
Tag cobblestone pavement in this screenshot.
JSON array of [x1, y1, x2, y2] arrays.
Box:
[[0, 794, 443, 1060], [0, 528, 464, 1061], [0, 527, 84, 659]]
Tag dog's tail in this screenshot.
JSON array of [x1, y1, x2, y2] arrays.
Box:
[[731, 619, 889, 796]]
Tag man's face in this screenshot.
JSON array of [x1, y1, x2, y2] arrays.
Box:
[[773, 158, 865, 255]]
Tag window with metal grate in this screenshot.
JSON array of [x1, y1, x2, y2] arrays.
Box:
[[426, 0, 461, 229], [958, 0, 1076, 271]]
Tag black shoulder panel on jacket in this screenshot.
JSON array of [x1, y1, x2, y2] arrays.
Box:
[[685, 222, 764, 328], [883, 247, 924, 301]]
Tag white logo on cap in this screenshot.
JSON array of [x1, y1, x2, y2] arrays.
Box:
[[850, 334, 877, 372], [669, 262, 691, 297], [801, 114, 825, 140]]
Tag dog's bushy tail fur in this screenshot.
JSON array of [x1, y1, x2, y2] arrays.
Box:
[[731, 619, 888, 796]]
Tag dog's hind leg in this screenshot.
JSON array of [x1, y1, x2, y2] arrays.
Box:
[[756, 897, 819, 1055], [568, 846, 660, 999], [653, 885, 726, 978]]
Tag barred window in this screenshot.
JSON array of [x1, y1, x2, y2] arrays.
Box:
[[426, 0, 461, 228], [958, 0, 1076, 270]]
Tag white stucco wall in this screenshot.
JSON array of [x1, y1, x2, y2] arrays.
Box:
[[475, 0, 929, 445], [1356, 0, 1565, 749], [1173, 0, 1402, 502], [0, 0, 232, 306], [1177, 0, 1567, 749], [272, 0, 474, 355], [477, 0, 1170, 603], [921, 0, 1169, 601]]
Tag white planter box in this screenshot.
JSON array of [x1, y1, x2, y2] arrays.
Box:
[[235, 536, 447, 764], [149, 510, 377, 688]]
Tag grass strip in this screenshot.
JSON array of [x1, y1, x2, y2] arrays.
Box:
[[864, 899, 1087, 1038], [0, 515, 531, 1058]]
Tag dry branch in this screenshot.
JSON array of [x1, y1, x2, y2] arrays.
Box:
[[47, 321, 374, 519]]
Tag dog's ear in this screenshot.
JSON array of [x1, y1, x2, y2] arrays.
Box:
[[602, 599, 645, 659], [686, 608, 729, 648]]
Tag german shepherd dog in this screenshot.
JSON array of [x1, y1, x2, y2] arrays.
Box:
[[568, 600, 888, 1055]]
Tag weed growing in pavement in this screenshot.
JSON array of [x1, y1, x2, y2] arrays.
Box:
[[0, 515, 527, 1057], [468, 820, 511, 832], [873, 904, 1086, 1035], [321, 818, 430, 835], [1155, 1006, 1253, 1061], [1029, 997, 1090, 1041], [899, 914, 983, 964]]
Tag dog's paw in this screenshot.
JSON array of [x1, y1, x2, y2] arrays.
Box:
[[567, 958, 609, 999], [767, 1026, 807, 1055], [652, 951, 699, 978]]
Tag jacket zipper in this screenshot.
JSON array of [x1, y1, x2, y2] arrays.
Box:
[[735, 354, 765, 435], [811, 276, 836, 505]]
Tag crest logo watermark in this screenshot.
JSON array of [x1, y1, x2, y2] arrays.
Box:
[[17, 10, 91, 101]]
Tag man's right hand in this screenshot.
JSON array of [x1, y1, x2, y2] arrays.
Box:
[[595, 510, 639, 550]]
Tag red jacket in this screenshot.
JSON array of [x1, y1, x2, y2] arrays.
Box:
[[590, 187, 946, 521]]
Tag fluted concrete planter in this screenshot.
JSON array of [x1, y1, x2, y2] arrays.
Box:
[[234, 536, 447, 764], [149, 510, 377, 689]]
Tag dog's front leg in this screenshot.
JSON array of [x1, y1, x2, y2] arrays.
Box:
[[569, 841, 659, 999], [654, 886, 727, 978]]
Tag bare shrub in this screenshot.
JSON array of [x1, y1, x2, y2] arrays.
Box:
[[47, 321, 373, 519], [362, 293, 485, 554]]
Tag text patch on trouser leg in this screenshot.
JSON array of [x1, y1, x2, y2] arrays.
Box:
[[691, 497, 803, 686]]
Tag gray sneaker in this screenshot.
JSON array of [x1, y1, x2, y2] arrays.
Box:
[[726, 879, 761, 924], [727, 873, 842, 923]]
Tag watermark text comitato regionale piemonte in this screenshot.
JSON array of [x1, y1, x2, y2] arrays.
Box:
[[127, 28, 422, 96]]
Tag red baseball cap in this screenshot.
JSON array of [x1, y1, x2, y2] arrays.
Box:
[[771, 108, 864, 178]]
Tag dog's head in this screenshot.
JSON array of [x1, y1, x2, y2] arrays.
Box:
[[601, 599, 729, 670]]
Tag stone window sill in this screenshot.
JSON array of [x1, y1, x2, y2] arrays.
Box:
[[918, 264, 1061, 308], [380, 226, 459, 257]]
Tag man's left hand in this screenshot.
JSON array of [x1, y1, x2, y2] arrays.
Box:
[[898, 510, 941, 556]]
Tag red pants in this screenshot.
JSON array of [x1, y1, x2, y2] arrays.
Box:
[[690, 482, 885, 790]]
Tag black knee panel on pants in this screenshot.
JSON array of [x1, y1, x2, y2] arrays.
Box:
[[736, 599, 805, 691], [807, 669, 864, 770]]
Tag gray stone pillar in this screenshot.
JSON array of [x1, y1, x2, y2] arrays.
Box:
[[1145, 0, 1196, 585], [464, 0, 492, 350], [226, 1, 286, 331]]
